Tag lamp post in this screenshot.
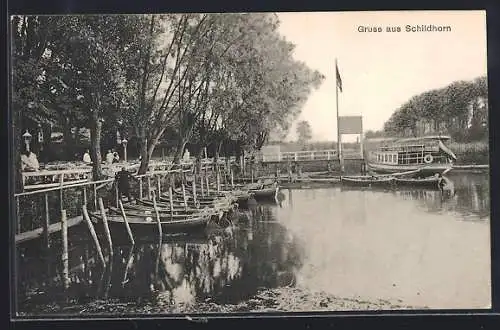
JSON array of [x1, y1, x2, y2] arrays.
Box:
[[23, 130, 32, 153], [122, 138, 128, 162]]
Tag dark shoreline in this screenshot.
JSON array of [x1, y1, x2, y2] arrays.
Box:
[[16, 287, 424, 317]]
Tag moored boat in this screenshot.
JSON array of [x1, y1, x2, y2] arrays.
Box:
[[365, 135, 456, 176], [89, 210, 210, 236], [341, 175, 394, 187]]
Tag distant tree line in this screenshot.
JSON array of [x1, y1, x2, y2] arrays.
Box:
[[380, 76, 488, 141], [11, 14, 324, 189]]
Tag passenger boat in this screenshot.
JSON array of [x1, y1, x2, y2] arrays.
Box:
[[365, 135, 456, 176], [340, 175, 395, 187]]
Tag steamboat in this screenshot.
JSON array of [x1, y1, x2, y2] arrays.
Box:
[[365, 135, 456, 176]]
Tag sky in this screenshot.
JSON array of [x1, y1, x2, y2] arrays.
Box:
[[276, 10, 488, 142]]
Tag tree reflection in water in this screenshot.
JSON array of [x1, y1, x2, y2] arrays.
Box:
[[17, 202, 305, 312]]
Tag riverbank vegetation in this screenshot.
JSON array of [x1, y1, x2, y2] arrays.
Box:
[[366, 76, 488, 143], [12, 14, 324, 189]]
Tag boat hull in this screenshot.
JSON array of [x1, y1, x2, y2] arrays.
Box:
[[250, 187, 278, 201], [89, 212, 209, 236], [367, 162, 452, 176], [341, 176, 394, 187]]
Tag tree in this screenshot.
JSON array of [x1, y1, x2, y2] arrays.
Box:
[[296, 120, 312, 148], [383, 76, 487, 141], [43, 15, 148, 179], [11, 16, 60, 191]]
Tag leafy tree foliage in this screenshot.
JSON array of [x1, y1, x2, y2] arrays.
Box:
[[11, 13, 325, 182], [296, 120, 313, 147], [383, 76, 488, 141]]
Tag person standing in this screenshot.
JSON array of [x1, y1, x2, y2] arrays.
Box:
[[115, 167, 135, 202], [105, 150, 114, 165], [83, 150, 92, 164], [113, 151, 120, 163]]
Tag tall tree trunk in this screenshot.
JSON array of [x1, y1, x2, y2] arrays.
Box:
[[138, 129, 149, 174], [63, 118, 74, 160], [172, 138, 188, 164], [90, 115, 102, 181], [215, 140, 223, 160]]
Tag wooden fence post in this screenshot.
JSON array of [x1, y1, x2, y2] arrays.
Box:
[[61, 209, 69, 290], [82, 206, 106, 267], [118, 200, 135, 245], [147, 176, 152, 200], [98, 198, 113, 257], [139, 178, 143, 200], [93, 183, 97, 211], [16, 196, 20, 234], [44, 193, 50, 249]]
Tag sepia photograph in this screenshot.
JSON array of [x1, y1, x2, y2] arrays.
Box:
[[10, 10, 490, 318]]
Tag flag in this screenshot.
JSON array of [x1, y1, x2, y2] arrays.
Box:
[[336, 61, 342, 93]]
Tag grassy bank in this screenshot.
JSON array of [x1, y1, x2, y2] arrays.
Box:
[[448, 141, 489, 165]]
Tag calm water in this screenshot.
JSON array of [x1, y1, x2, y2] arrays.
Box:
[[15, 172, 491, 314]]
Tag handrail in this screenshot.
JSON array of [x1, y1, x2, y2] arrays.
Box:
[[22, 168, 92, 177], [14, 178, 115, 197]]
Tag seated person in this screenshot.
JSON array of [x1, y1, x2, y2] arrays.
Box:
[[21, 151, 40, 171]]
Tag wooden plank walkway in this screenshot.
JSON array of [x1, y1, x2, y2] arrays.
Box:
[[15, 215, 84, 244]]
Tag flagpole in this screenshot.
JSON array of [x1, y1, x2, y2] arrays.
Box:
[[335, 58, 343, 172]]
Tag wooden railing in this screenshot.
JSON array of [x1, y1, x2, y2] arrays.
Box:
[[14, 164, 225, 240], [257, 149, 363, 162]]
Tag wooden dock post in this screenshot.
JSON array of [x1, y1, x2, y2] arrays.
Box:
[[83, 186, 88, 208], [147, 176, 152, 200], [61, 209, 69, 290], [206, 175, 210, 195], [200, 172, 205, 197], [192, 177, 197, 206], [16, 196, 20, 234], [139, 178, 143, 200], [115, 183, 119, 208], [181, 184, 188, 212], [157, 175, 161, 196], [98, 198, 113, 257], [93, 183, 97, 211], [59, 174, 64, 214], [152, 191, 163, 238], [44, 193, 50, 249], [230, 166, 234, 189], [118, 200, 135, 245], [82, 206, 106, 267], [168, 186, 174, 219], [216, 165, 221, 193]]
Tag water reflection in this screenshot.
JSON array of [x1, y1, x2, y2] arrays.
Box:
[[17, 207, 305, 313], [17, 173, 490, 313]]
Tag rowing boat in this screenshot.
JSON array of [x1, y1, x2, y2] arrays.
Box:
[[89, 211, 210, 235], [340, 175, 394, 187]]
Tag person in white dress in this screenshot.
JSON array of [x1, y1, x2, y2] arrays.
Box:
[[83, 150, 92, 164], [105, 150, 114, 164], [21, 150, 40, 171]]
